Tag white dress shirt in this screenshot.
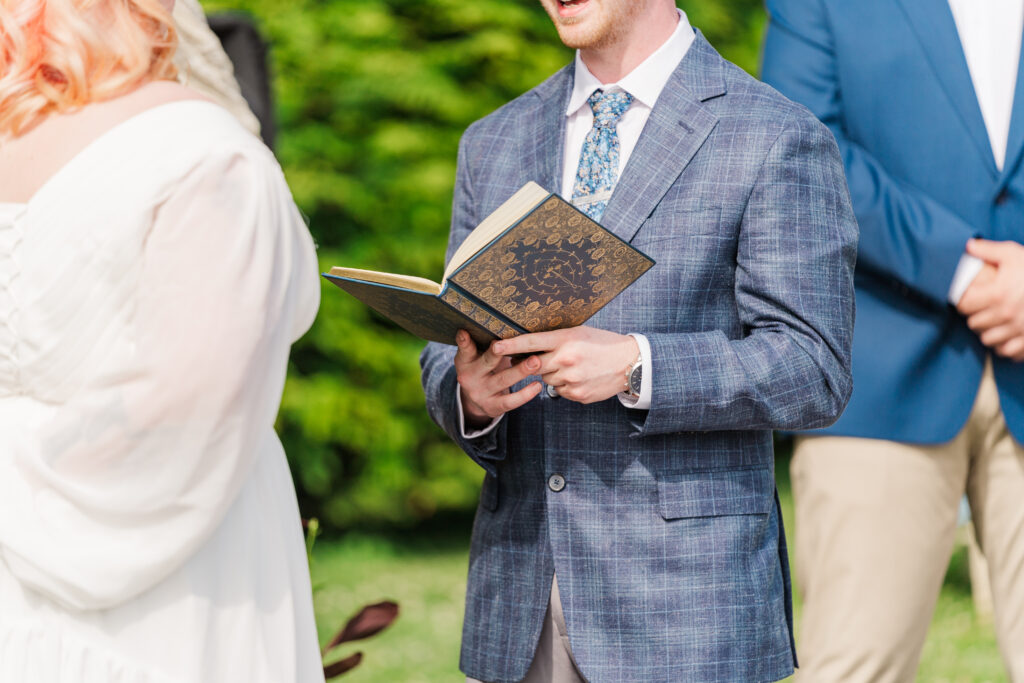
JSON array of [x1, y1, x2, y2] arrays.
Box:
[[947, 0, 1024, 303], [459, 10, 695, 436]]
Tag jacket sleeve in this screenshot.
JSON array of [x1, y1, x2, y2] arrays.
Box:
[[762, 0, 976, 307], [420, 127, 506, 475], [637, 113, 857, 437]]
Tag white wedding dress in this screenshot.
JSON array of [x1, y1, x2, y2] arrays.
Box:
[[0, 101, 325, 682]]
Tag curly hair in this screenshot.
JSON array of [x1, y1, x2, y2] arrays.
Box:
[[0, 0, 177, 137]]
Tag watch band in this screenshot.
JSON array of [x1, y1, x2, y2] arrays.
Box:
[[624, 352, 643, 397]]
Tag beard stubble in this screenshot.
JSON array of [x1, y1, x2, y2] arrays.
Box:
[[545, 0, 651, 51]]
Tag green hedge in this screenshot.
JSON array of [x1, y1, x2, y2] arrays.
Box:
[[201, 0, 767, 531]]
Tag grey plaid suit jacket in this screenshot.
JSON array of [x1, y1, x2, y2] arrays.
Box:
[[421, 33, 857, 683]]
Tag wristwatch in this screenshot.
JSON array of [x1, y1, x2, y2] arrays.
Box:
[[625, 353, 643, 398]]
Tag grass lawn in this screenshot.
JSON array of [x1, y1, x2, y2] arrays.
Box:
[[311, 454, 1006, 682]]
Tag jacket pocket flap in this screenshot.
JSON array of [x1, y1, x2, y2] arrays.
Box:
[[633, 207, 724, 246], [658, 467, 773, 520]]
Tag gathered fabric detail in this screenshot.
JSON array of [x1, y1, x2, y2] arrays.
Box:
[[0, 623, 181, 683], [0, 206, 25, 397]]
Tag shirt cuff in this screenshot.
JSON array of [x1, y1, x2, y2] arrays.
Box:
[[618, 333, 652, 410], [948, 253, 986, 305], [456, 382, 503, 438]]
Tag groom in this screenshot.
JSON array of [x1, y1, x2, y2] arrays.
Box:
[[421, 1, 857, 681]]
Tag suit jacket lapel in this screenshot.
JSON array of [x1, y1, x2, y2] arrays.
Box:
[[600, 32, 723, 244], [998, 26, 1024, 185], [523, 65, 572, 195], [895, 0, 998, 177]]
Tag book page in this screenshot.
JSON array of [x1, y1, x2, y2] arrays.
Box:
[[328, 267, 441, 295], [442, 182, 551, 283]]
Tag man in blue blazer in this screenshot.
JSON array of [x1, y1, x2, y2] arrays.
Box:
[[763, 1, 1024, 680], [421, 1, 857, 681]]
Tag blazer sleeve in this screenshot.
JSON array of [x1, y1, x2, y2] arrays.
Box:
[[638, 113, 857, 437], [420, 128, 506, 475], [762, 0, 976, 307]]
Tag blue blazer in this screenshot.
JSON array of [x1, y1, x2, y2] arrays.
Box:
[[764, 0, 1024, 444], [421, 34, 857, 683]]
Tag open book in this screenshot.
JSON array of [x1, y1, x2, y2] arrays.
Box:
[[323, 182, 655, 348]]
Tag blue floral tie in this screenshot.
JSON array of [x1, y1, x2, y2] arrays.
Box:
[[571, 89, 634, 222]]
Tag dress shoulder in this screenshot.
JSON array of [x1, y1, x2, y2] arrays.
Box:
[[38, 100, 280, 214]]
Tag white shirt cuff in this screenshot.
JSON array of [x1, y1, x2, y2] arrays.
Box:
[[618, 333, 652, 410], [456, 382, 503, 438], [948, 253, 986, 305]]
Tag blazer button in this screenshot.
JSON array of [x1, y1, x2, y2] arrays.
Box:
[[996, 188, 1010, 205], [548, 474, 566, 492], [546, 384, 561, 399]]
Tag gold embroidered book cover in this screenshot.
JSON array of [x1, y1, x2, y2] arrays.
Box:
[[323, 182, 655, 348]]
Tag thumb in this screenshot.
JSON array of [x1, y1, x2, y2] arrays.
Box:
[[454, 330, 479, 365], [966, 238, 1005, 264]]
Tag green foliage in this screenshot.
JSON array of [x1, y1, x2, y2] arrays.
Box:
[[200, 0, 768, 530], [680, 0, 767, 76]]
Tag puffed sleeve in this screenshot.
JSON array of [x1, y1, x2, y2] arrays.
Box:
[[0, 145, 319, 610]]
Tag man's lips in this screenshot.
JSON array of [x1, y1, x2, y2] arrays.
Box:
[[557, 0, 590, 18]]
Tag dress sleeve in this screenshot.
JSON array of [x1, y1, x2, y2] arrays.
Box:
[[0, 146, 320, 611]]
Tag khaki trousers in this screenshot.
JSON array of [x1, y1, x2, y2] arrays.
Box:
[[792, 361, 1024, 683], [467, 575, 586, 683]]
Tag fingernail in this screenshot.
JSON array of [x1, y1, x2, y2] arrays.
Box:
[[527, 356, 539, 370], [493, 343, 503, 354]]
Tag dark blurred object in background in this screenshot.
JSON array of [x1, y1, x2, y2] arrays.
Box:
[[208, 12, 276, 149]]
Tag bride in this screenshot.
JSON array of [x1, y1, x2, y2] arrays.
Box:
[[0, 1, 324, 681]]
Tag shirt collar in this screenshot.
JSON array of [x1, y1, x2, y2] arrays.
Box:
[[565, 8, 696, 116]]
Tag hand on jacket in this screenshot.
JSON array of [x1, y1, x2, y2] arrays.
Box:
[[958, 239, 1024, 361]]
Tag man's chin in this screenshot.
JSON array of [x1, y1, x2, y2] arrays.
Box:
[[555, 23, 586, 45], [556, 25, 613, 51], [544, 2, 616, 49]]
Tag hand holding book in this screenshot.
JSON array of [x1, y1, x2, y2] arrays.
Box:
[[456, 324, 642, 426], [454, 330, 545, 428]]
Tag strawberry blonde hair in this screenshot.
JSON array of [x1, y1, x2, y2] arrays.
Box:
[[0, 0, 177, 137]]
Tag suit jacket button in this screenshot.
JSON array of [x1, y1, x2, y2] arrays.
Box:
[[548, 474, 566, 492], [996, 188, 1010, 205], [546, 384, 561, 399]]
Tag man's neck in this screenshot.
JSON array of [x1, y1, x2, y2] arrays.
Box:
[[579, 5, 680, 84]]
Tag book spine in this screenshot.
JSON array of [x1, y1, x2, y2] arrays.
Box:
[[439, 287, 523, 340]]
